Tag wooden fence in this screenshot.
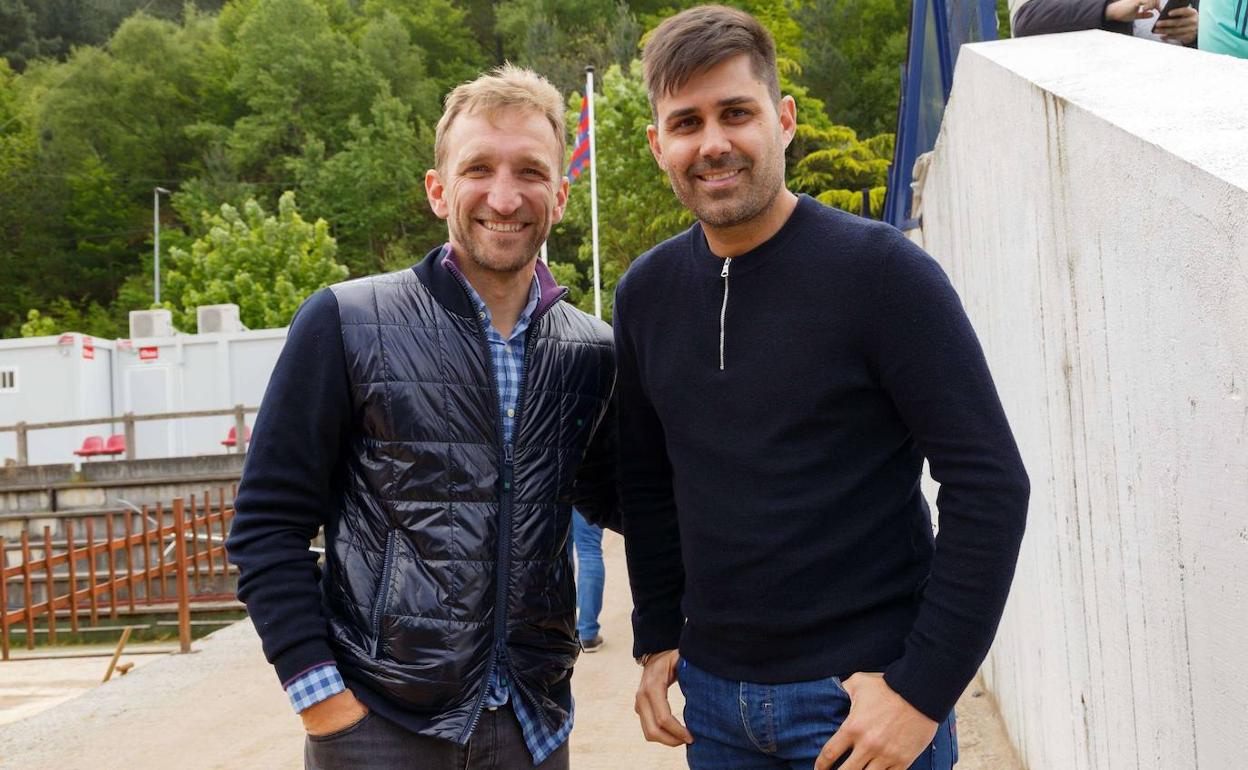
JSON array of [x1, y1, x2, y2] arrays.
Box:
[[0, 488, 237, 660], [0, 404, 258, 465]]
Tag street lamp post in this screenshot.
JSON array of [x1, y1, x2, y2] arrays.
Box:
[[153, 187, 171, 305]]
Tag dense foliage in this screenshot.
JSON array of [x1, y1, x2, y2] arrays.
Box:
[[1, 0, 921, 335]]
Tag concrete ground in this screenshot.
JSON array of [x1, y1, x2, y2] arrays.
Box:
[[0, 531, 1022, 769]]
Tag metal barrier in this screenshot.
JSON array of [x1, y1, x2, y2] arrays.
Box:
[[0, 405, 258, 466], [0, 487, 238, 659]]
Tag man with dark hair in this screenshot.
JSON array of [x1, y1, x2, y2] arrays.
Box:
[[617, 6, 1030, 770], [227, 65, 617, 770]]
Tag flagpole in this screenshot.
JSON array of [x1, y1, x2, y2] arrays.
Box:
[[585, 66, 602, 320]]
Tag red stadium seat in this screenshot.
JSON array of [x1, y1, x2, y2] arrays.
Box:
[[99, 434, 126, 457], [74, 435, 104, 458], [221, 425, 253, 447]]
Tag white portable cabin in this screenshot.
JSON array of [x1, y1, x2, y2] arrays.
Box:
[[0, 333, 117, 465], [1, 306, 289, 465], [115, 325, 286, 459]]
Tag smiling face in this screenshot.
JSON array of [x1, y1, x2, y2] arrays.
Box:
[[647, 54, 796, 230], [426, 106, 569, 275]]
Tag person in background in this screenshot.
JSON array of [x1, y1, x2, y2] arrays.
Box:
[[569, 509, 606, 652], [1010, 0, 1200, 46], [1197, 0, 1248, 55]]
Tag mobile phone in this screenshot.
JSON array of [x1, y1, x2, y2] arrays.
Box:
[[1152, 0, 1195, 32]]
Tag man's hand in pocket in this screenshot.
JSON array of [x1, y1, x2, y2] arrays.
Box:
[[302, 689, 370, 737]]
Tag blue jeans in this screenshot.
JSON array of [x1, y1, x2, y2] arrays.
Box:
[[677, 658, 958, 769], [568, 509, 604, 639]]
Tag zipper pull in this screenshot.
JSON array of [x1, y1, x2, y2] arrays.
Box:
[[504, 442, 514, 465], [719, 258, 732, 371]]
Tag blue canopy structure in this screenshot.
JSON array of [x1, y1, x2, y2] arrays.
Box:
[[884, 0, 1000, 230]]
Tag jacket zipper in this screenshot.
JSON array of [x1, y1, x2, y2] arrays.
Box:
[[719, 258, 732, 371], [447, 267, 568, 743], [369, 530, 398, 654]]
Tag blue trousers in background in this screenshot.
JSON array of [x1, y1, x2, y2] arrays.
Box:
[[677, 657, 958, 769], [568, 509, 604, 640]]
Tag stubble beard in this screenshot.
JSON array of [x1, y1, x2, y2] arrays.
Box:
[[452, 212, 550, 276], [668, 151, 786, 229]]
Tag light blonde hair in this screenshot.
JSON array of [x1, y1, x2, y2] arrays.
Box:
[[434, 63, 566, 172]]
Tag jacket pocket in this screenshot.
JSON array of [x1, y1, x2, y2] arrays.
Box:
[[369, 531, 398, 650]]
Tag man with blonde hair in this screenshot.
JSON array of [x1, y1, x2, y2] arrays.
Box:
[[228, 64, 617, 769]]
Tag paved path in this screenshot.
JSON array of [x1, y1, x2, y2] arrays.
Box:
[[0, 531, 1021, 769]]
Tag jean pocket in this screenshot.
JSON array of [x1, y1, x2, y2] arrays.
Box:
[[307, 711, 373, 743]]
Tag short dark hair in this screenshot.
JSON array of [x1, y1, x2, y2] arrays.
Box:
[[642, 5, 781, 114]]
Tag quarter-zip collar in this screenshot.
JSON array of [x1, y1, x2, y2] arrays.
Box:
[[689, 193, 817, 277], [691, 194, 817, 371]]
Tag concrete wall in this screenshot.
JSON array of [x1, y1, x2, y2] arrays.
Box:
[[915, 32, 1248, 770]]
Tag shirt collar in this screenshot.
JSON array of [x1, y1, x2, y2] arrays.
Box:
[[441, 246, 541, 341]]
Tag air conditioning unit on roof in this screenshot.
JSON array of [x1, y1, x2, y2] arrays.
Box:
[[197, 304, 244, 334], [129, 309, 174, 339]]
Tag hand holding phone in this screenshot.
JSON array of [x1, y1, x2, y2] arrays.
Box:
[[1152, 0, 1196, 32]]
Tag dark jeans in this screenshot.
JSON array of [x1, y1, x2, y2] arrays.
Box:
[[678, 658, 958, 769], [304, 705, 569, 770]]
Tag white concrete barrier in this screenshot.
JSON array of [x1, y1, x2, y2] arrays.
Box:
[[916, 31, 1248, 770]]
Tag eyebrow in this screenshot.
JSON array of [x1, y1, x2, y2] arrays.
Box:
[[664, 96, 760, 124], [458, 152, 554, 174]]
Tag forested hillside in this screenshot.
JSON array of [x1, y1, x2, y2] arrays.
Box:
[[0, 0, 934, 335]]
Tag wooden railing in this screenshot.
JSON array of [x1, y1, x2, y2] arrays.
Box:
[[0, 404, 258, 465], [0, 488, 238, 659]]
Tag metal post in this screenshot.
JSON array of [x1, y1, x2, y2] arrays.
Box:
[[123, 413, 136, 461], [233, 404, 247, 454], [585, 66, 602, 320], [153, 187, 171, 306], [42, 527, 56, 644], [0, 535, 9, 660], [14, 422, 27, 467], [172, 499, 192, 654]]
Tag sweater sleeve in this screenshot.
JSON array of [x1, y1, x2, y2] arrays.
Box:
[[1012, 0, 1133, 37], [226, 288, 353, 686], [614, 283, 686, 658], [871, 233, 1031, 721]]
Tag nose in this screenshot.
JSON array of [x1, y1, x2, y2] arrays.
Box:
[[699, 120, 732, 160], [485, 175, 524, 218]]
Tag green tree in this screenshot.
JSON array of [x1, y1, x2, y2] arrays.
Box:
[[787, 124, 892, 218], [225, 0, 381, 178], [161, 191, 348, 330], [359, 0, 487, 93], [794, 0, 910, 136], [291, 95, 443, 275], [19, 300, 123, 338], [495, 0, 642, 94]]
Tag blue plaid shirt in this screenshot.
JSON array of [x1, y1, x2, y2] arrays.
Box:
[[285, 257, 571, 765]]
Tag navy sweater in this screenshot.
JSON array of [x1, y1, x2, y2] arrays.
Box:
[[615, 195, 1029, 721]]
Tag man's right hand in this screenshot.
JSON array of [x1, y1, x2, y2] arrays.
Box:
[[634, 649, 693, 747], [1105, 0, 1159, 23], [301, 689, 370, 737]]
